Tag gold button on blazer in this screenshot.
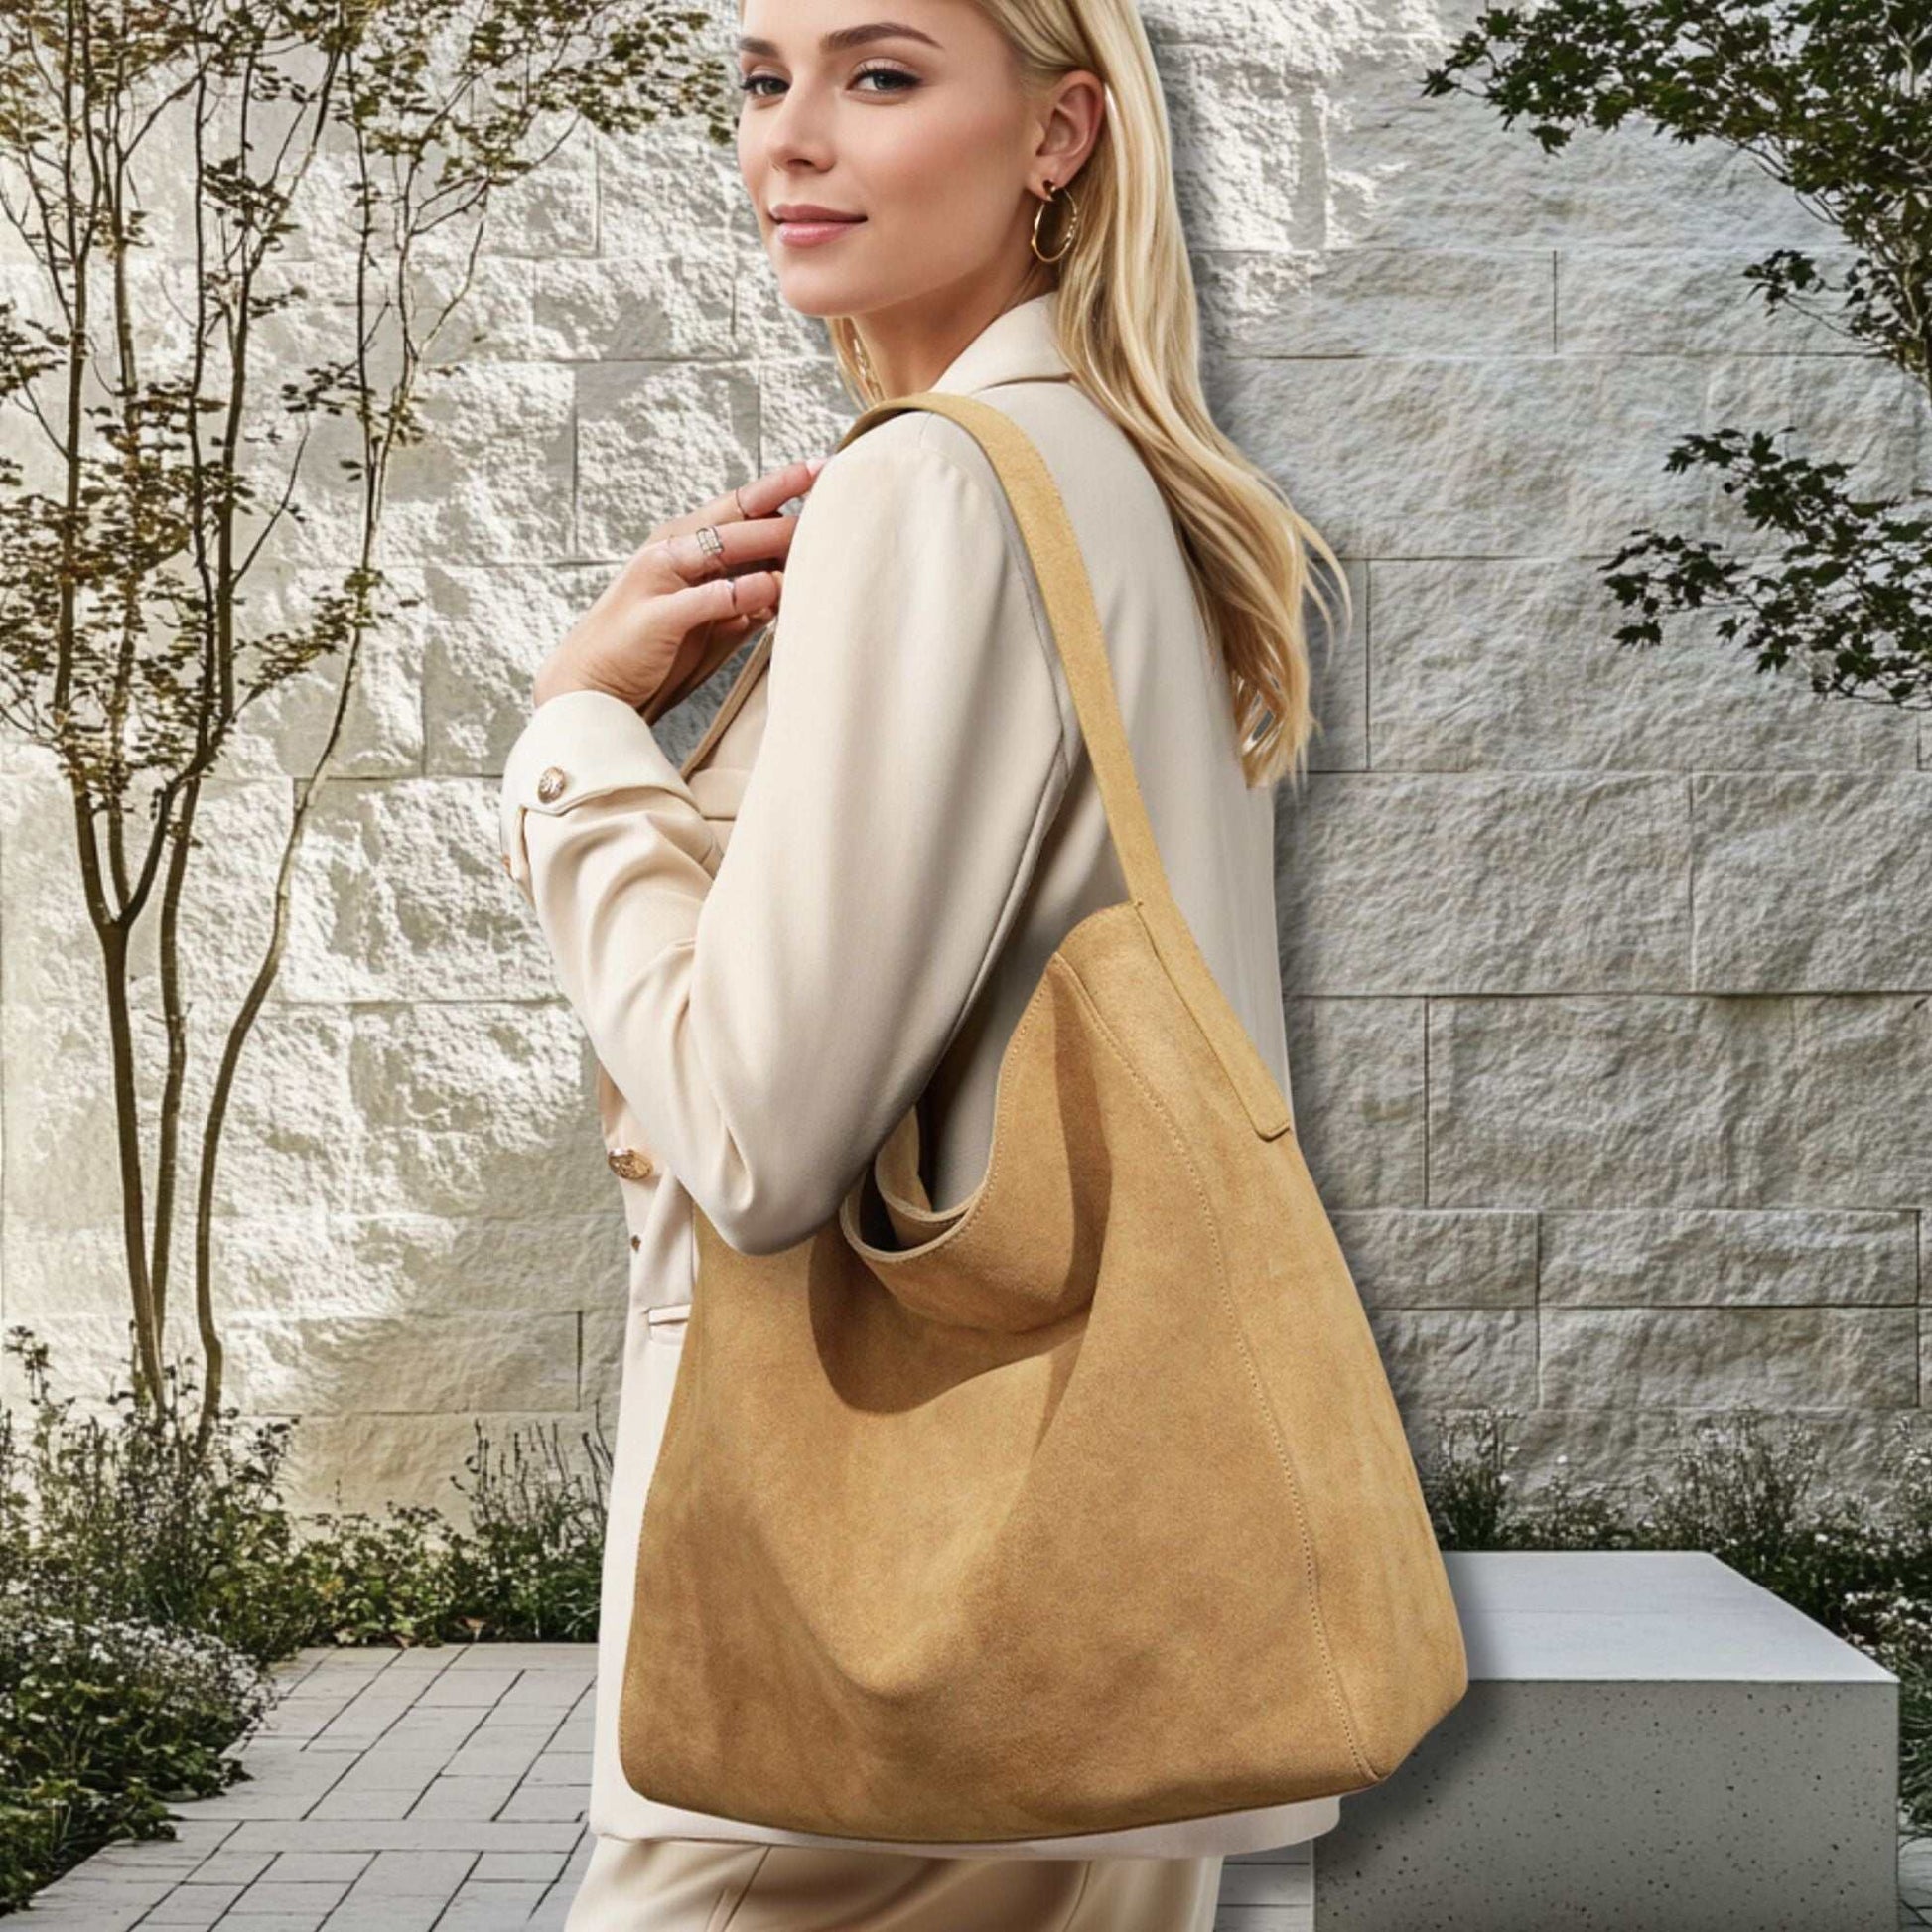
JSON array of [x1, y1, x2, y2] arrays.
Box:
[[497, 290, 1330, 1859]]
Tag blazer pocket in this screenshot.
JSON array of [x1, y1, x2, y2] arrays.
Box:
[[644, 1300, 691, 1341]]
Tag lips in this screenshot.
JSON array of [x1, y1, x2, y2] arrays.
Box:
[[771, 208, 867, 248]]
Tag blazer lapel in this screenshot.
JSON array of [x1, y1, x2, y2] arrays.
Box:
[[677, 292, 1071, 781]]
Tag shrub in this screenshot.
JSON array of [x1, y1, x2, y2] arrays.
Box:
[[0, 1599, 270, 1910]]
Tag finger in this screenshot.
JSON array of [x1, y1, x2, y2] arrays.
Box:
[[734, 458, 826, 519], [655, 567, 784, 640], [658, 458, 825, 541], [657, 570, 781, 685], [643, 515, 803, 590]]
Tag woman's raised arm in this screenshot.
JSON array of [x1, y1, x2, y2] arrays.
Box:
[[498, 412, 1071, 1255]]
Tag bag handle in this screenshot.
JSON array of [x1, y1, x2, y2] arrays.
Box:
[[841, 392, 1293, 1143]]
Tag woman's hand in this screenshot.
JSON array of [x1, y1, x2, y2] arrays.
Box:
[[529, 455, 828, 718]]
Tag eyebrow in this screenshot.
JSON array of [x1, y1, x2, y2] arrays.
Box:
[[736, 21, 944, 57]]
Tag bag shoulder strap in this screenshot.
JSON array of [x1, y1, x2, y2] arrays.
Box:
[[843, 391, 1292, 1143]]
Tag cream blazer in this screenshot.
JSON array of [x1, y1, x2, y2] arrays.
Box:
[[497, 290, 1336, 1859]]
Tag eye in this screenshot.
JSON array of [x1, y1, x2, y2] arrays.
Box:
[[735, 63, 922, 100], [852, 62, 919, 93]]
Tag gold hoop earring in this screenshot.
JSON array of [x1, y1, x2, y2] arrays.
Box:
[[1031, 179, 1080, 265]]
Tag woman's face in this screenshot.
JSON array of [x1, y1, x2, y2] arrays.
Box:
[[735, 0, 1052, 320]]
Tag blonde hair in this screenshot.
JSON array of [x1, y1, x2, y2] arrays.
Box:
[[825, 0, 1348, 792]]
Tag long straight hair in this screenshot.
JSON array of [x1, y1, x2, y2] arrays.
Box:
[[824, 0, 1347, 792]]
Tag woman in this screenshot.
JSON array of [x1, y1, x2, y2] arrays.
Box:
[[498, 0, 1353, 1924]]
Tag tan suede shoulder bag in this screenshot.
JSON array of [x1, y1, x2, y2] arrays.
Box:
[[619, 391, 1469, 1847]]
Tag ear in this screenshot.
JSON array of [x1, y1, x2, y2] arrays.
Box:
[[1034, 68, 1106, 188]]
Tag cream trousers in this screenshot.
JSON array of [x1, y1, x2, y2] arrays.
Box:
[[563, 1834, 1222, 1930]]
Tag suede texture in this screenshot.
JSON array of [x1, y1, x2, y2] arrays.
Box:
[[617, 394, 1469, 1845]]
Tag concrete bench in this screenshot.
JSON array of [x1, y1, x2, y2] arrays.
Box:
[[1312, 1550, 1898, 1932]]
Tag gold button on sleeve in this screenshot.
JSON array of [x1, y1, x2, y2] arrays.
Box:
[[536, 765, 567, 803]]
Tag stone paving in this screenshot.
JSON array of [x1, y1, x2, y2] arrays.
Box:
[[22, 1641, 1916, 1929]]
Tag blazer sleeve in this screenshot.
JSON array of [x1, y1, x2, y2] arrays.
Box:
[[498, 415, 1072, 1256]]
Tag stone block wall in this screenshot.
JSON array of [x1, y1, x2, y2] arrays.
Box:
[[2, 1, 1925, 1517]]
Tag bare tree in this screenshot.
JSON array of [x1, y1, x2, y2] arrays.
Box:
[[0, 0, 731, 1443]]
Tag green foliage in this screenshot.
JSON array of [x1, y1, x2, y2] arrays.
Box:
[[1422, 1405, 1634, 1550], [0, 1327, 611, 1656], [1420, 0, 1932, 711], [1600, 435, 1932, 706], [0, 1606, 269, 1911], [1421, 1402, 1932, 1831], [288, 1416, 612, 1647], [3, 1332, 328, 1669]]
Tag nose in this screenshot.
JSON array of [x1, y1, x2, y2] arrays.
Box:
[[755, 85, 836, 174]]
